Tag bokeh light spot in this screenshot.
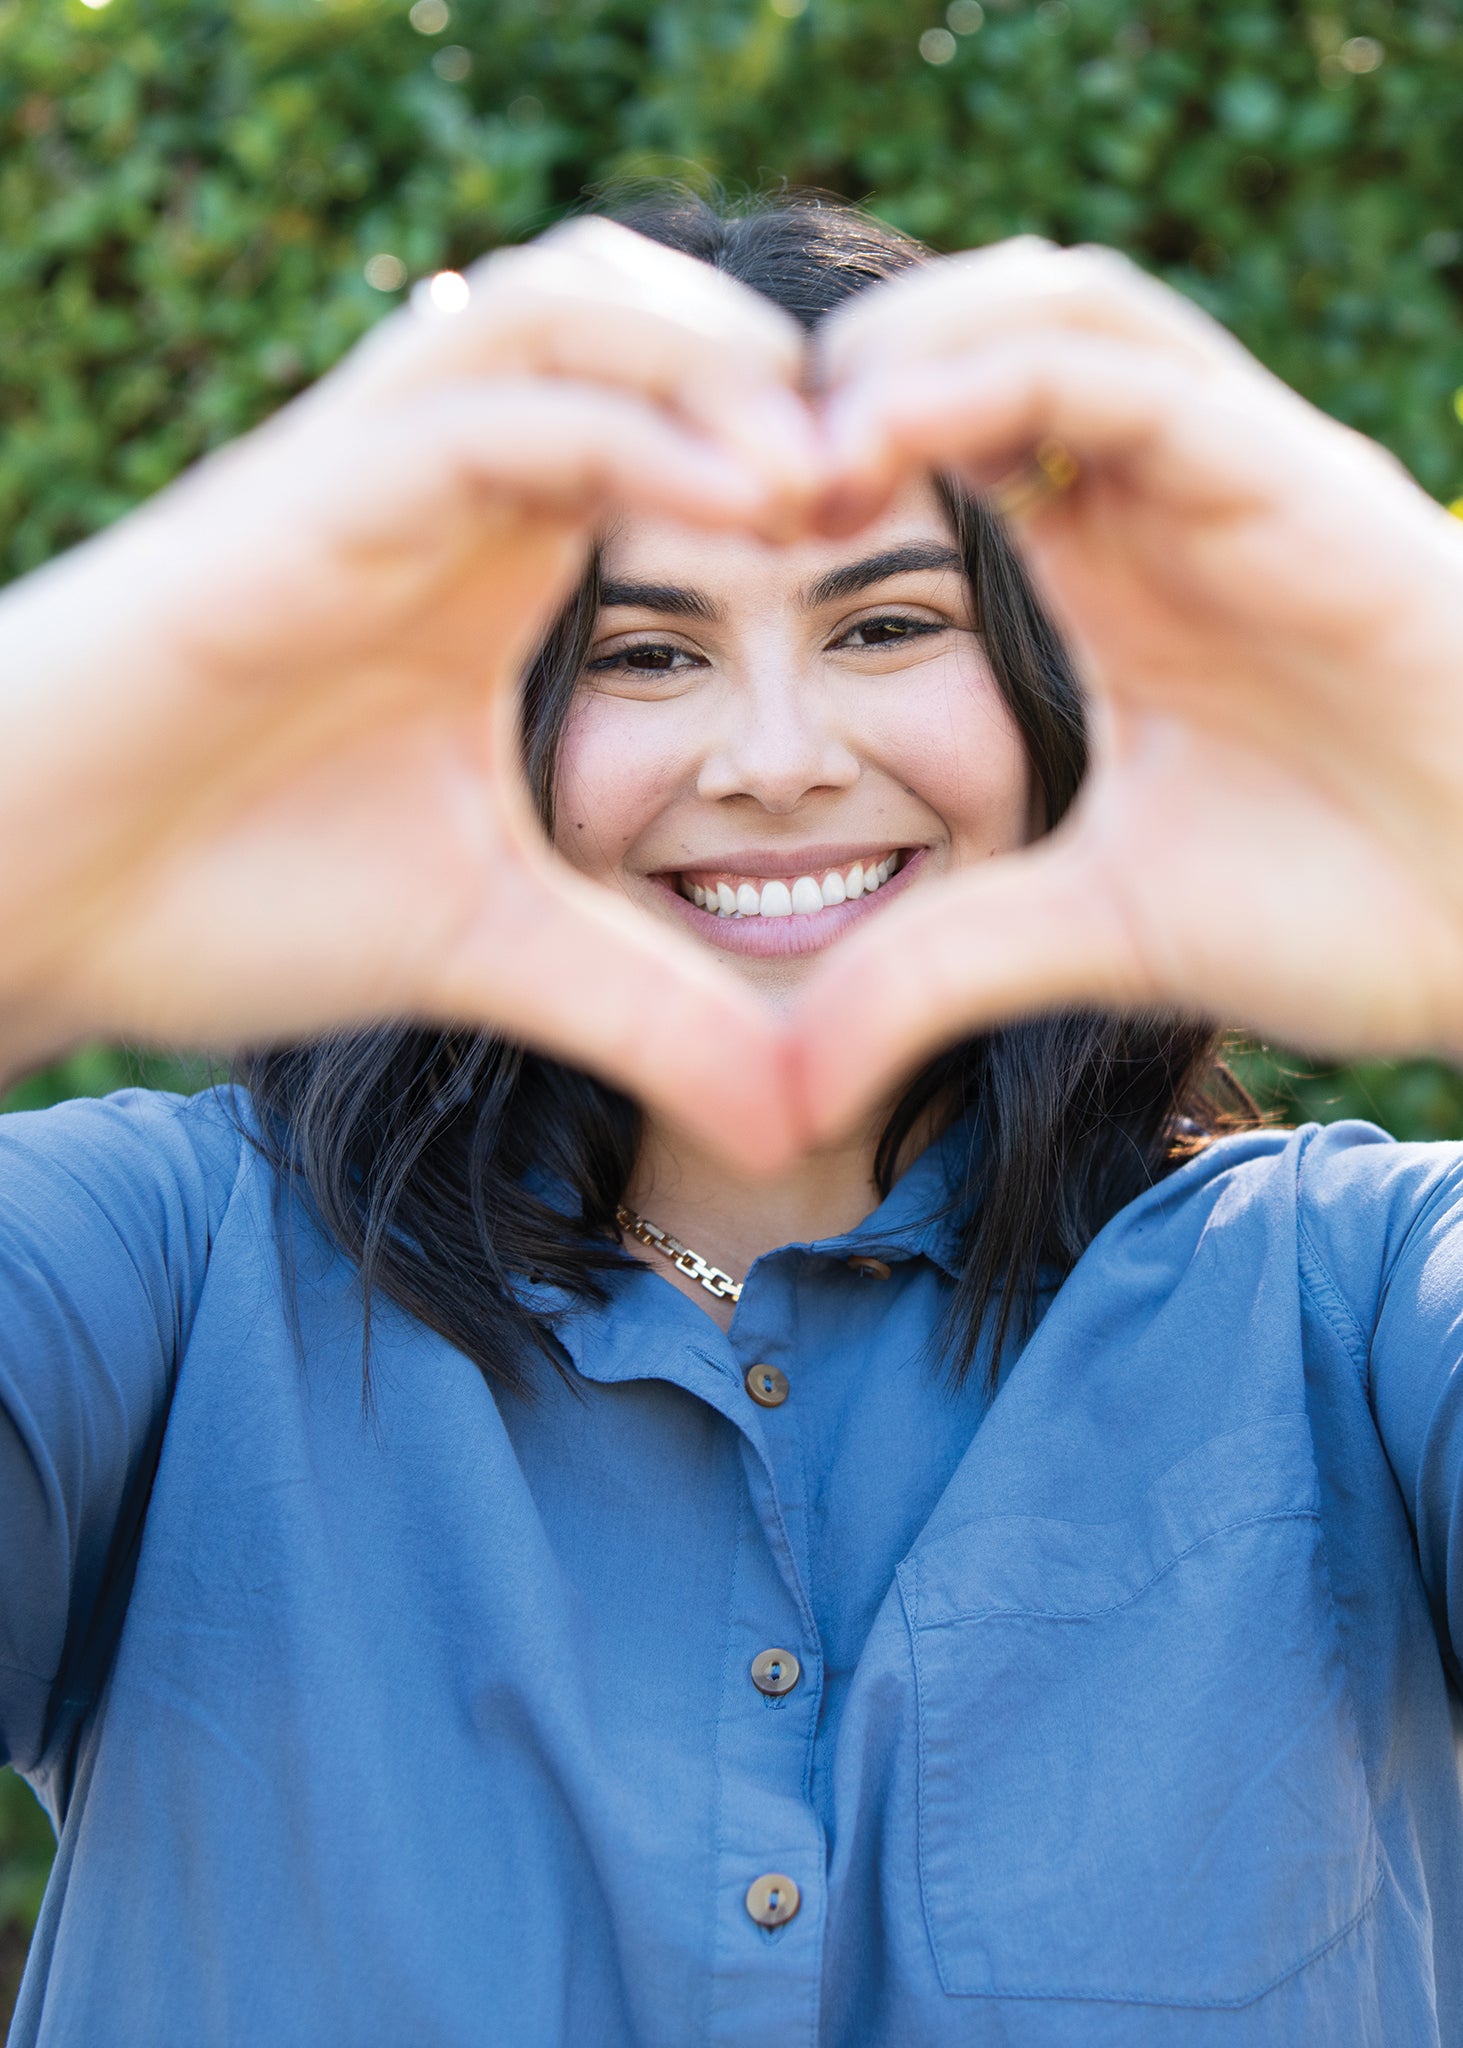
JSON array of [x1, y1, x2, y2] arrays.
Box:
[[946, 0, 983, 30], [919, 26, 957, 63], [364, 253, 407, 292], [424, 270, 471, 316], [409, 0, 449, 31], [770, 0, 808, 16], [1339, 35, 1384, 73], [432, 45, 472, 81]]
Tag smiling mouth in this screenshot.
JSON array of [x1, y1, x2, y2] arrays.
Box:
[[676, 849, 908, 921]]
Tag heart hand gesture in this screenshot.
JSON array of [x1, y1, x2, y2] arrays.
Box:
[[7, 224, 1463, 1169]]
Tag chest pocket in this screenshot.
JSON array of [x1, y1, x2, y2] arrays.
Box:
[[897, 1414, 1380, 2009]]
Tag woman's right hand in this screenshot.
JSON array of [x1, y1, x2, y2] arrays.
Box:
[[0, 221, 820, 1170]]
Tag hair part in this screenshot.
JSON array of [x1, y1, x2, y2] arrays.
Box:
[[237, 185, 1259, 1397]]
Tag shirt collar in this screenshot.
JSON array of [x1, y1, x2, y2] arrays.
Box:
[[783, 1115, 972, 1281], [510, 1115, 974, 1359]]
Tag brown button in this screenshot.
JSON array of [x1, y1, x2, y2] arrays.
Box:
[[744, 1362, 789, 1408], [846, 1255, 892, 1281], [750, 1648, 801, 1697], [745, 1872, 801, 1928]]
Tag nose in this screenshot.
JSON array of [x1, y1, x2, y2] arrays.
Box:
[[696, 672, 860, 815]]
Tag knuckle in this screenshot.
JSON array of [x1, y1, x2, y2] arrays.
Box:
[[1002, 232, 1060, 258], [477, 242, 541, 288], [949, 235, 1055, 286], [1065, 241, 1138, 278], [479, 237, 596, 304], [1058, 243, 1155, 310], [467, 249, 565, 329], [535, 215, 623, 261]]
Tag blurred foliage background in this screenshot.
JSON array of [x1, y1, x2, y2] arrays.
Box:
[[4, 0, 1463, 2023]]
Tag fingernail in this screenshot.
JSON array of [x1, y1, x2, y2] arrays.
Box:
[[810, 488, 883, 539], [682, 449, 772, 520], [753, 499, 816, 545], [820, 384, 874, 459], [725, 387, 827, 497], [808, 395, 892, 534]]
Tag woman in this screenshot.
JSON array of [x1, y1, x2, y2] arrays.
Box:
[[3, 189, 1463, 2045]]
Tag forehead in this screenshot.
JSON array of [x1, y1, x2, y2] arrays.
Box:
[[597, 476, 959, 597]]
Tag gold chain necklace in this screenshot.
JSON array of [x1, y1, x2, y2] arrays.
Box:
[[615, 1205, 744, 1303]]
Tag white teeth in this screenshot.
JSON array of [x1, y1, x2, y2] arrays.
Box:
[[684, 852, 903, 920]]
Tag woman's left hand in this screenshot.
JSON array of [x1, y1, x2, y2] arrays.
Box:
[[796, 239, 1463, 1137]]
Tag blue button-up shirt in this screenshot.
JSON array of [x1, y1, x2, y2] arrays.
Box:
[[2, 1087, 1462, 2045]]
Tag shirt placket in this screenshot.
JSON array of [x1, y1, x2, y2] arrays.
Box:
[[694, 1259, 828, 2048]]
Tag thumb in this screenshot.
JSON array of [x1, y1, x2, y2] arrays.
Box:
[[443, 853, 808, 1178], [792, 840, 1149, 1143]]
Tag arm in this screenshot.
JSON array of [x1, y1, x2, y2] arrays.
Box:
[[1275, 1118, 1463, 1675], [0, 1090, 238, 1774], [1352, 1154, 1463, 1676]]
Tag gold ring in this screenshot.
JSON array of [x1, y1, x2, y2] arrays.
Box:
[[985, 437, 1080, 523]]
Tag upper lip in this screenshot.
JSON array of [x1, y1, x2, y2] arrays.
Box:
[[658, 842, 915, 880]]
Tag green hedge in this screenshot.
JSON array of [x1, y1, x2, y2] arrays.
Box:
[[5, 0, 1463, 2020], [5, 0, 1463, 575]]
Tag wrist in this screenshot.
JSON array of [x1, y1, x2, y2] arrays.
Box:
[[0, 988, 91, 1102]]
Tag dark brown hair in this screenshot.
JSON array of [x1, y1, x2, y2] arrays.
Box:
[[238, 188, 1258, 1396]]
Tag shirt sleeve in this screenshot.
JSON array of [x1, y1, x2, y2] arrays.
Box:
[[1296, 1119, 1463, 1681], [0, 1087, 241, 1774]]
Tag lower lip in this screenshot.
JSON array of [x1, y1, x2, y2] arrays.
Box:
[[655, 848, 928, 957]]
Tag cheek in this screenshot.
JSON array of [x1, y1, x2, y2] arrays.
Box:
[[551, 694, 689, 880], [871, 659, 1032, 860]]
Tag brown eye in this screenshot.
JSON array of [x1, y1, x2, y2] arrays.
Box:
[[840, 616, 942, 650], [586, 642, 698, 675]]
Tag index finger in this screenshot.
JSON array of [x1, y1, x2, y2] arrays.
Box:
[[816, 238, 1253, 392], [339, 218, 825, 506]]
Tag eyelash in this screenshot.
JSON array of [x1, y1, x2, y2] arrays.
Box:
[[586, 642, 699, 676], [585, 613, 946, 676]]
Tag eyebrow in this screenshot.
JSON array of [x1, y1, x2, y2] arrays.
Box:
[[597, 579, 721, 621], [596, 542, 967, 624], [801, 542, 966, 608]]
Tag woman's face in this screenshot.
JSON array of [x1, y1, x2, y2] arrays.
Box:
[[554, 480, 1033, 1003]]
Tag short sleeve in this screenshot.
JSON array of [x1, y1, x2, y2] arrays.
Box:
[[1297, 1119, 1463, 1679], [0, 1087, 241, 1773]]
